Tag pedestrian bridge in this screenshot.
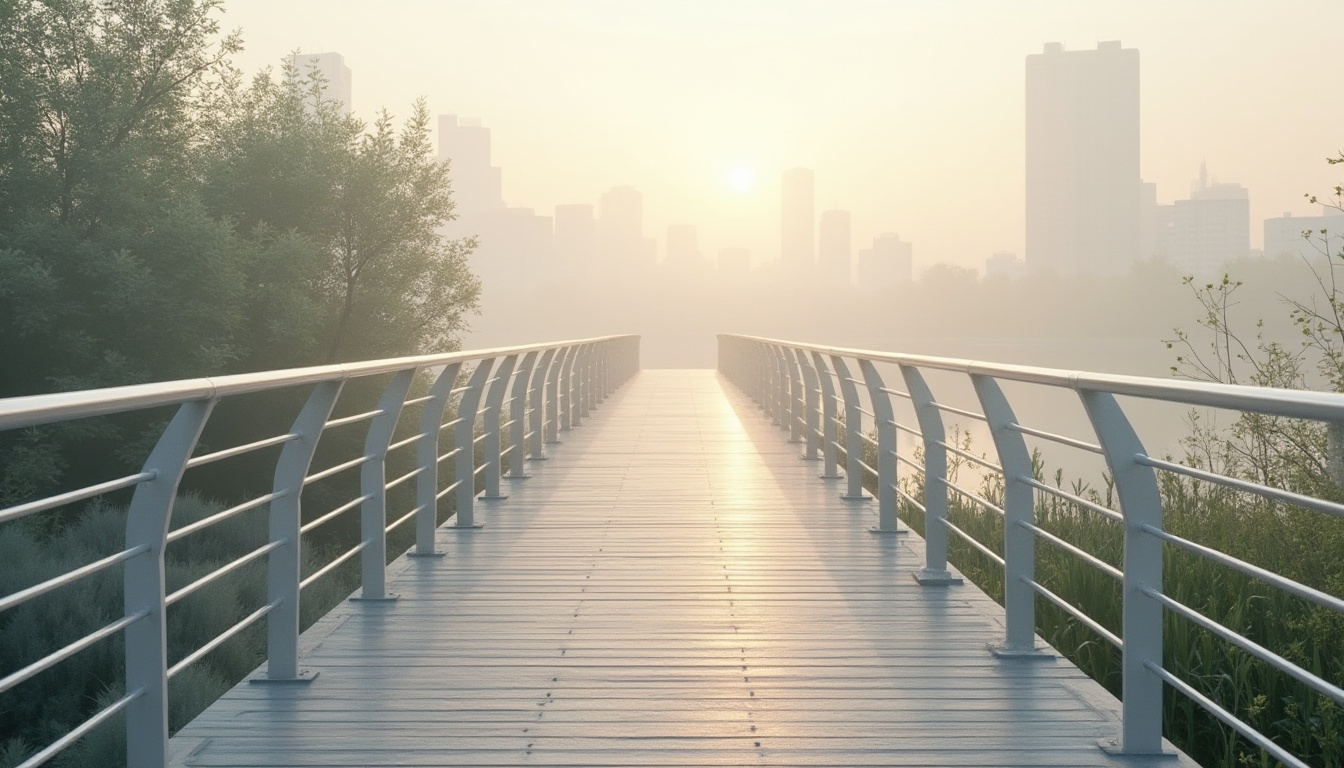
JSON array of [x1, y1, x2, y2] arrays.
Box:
[[4, 334, 1342, 767]]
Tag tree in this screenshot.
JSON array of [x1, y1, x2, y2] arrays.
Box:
[[202, 61, 480, 368]]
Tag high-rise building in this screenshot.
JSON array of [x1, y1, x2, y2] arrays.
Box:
[[856, 234, 913, 289], [985, 251, 1026, 279], [1265, 206, 1344, 263], [1168, 164, 1249, 277], [818, 210, 852, 283], [288, 52, 352, 115], [781, 168, 815, 274], [1026, 41, 1140, 274], [438, 115, 504, 216]]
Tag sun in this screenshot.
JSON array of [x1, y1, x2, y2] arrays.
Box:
[[727, 166, 755, 194]]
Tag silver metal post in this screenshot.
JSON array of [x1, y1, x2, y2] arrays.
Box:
[[785, 347, 805, 443], [506, 351, 537, 479], [481, 354, 518, 500], [897, 366, 959, 585], [1082, 389, 1166, 755], [547, 346, 570, 442], [261, 381, 342, 681], [812, 352, 842, 479], [528, 348, 557, 460], [124, 399, 214, 767], [770, 344, 788, 427], [453, 360, 494, 529], [354, 369, 416, 602], [858, 359, 902, 533], [560, 345, 579, 432], [797, 349, 822, 460], [974, 375, 1045, 654], [830, 356, 871, 501], [412, 363, 461, 556]]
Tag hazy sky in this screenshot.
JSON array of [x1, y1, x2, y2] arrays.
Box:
[[220, 0, 1344, 273]]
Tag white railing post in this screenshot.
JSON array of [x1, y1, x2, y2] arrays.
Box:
[[797, 350, 822, 460], [261, 380, 342, 681], [858, 359, 902, 533], [784, 348, 805, 444], [748, 340, 768, 408], [811, 352, 842, 479], [1081, 389, 1166, 755], [505, 351, 537, 479], [481, 354, 518, 500], [900, 366, 961, 586], [560, 345, 580, 432], [547, 346, 570, 442], [124, 399, 214, 768], [973, 375, 1045, 654], [527, 348, 556, 461], [453, 360, 494, 529], [830, 355, 871, 502], [413, 363, 461, 556], [770, 344, 789, 428], [583, 343, 597, 415], [354, 369, 416, 602], [569, 345, 587, 427]]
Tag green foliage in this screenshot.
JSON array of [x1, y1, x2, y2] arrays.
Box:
[[0, 493, 358, 768], [866, 425, 1344, 768], [0, 0, 480, 507]]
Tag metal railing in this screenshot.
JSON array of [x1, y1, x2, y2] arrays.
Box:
[[0, 335, 640, 768], [718, 333, 1344, 767]]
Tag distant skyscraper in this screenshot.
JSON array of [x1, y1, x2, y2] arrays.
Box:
[[818, 210, 852, 283], [985, 251, 1026, 279], [781, 168, 815, 273], [856, 233, 913, 289], [1169, 164, 1249, 277], [438, 115, 504, 216], [1264, 206, 1344, 263], [1026, 41, 1140, 274], [288, 51, 352, 115]]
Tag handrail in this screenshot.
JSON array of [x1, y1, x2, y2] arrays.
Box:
[[717, 332, 1344, 765], [0, 334, 640, 768]]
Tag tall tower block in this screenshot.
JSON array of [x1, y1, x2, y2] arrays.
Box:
[[1026, 41, 1140, 274]]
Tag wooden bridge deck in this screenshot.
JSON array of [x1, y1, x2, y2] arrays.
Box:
[[169, 369, 1192, 767]]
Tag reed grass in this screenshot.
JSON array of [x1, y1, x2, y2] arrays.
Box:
[[855, 432, 1344, 768]]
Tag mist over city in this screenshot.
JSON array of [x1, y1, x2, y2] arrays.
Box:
[[215, 0, 1344, 369], [5, 3, 1344, 768]]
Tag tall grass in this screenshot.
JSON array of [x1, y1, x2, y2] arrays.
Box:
[[861, 434, 1344, 768], [0, 494, 360, 768]]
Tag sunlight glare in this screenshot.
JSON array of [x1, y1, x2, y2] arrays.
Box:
[[727, 166, 755, 194]]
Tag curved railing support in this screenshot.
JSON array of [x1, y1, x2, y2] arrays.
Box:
[[354, 369, 417, 602], [1082, 389, 1166, 756], [412, 363, 461, 557], [900, 366, 960, 586], [263, 380, 343, 679], [973, 375, 1045, 655], [811, 352, 842, 479], [124, 400, 216, 767], [830, 355, 871, 501], [858, 359, 903, 534]]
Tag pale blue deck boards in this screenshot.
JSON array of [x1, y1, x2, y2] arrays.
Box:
[[170, 369, 1194, 766]]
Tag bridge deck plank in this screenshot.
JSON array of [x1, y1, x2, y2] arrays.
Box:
[[170, 369, 1192, 766]]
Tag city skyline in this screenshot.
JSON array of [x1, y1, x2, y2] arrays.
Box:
[[223, 1, 1344, 274]]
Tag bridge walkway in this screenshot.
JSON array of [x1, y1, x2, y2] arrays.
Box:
[[169, 369, 1191, 766]]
